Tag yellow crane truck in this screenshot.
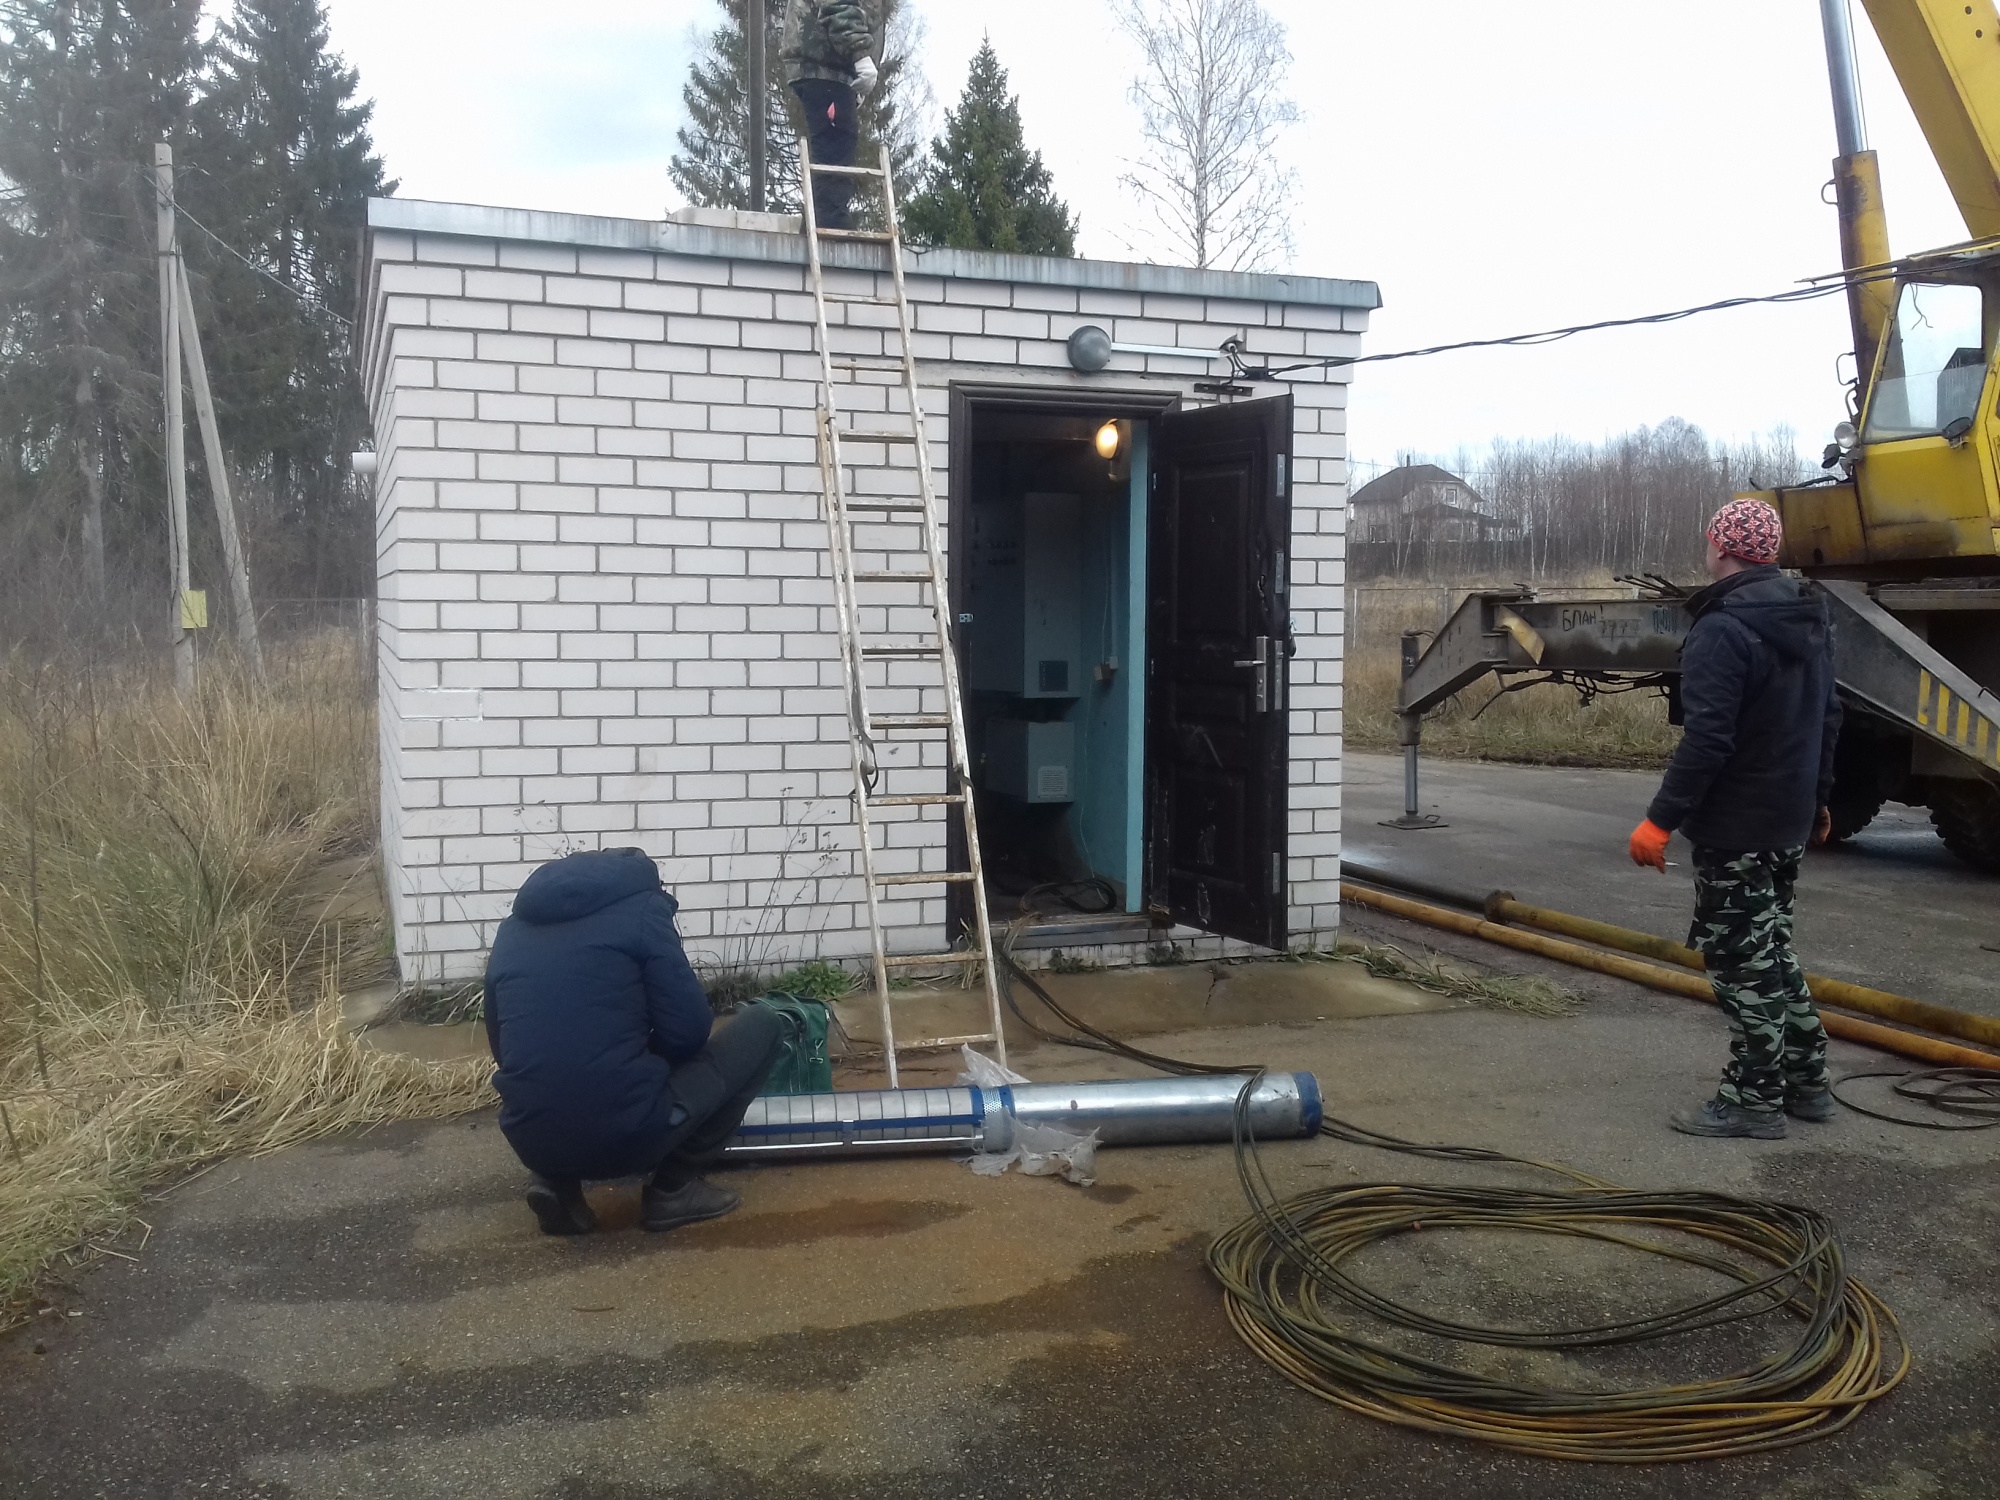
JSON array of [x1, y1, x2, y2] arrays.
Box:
[[1394, 0, 2000, 871]]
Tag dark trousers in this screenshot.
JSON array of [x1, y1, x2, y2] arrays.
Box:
[[1690, 846, 1828, 1112], [791, 78, 859, 229], [648, 1004, 785, 1187]]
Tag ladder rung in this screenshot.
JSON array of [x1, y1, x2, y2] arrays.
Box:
[[826, 292, 896, 306], [881, 952, 983, 968], [818, 228, 895, 242], [853, 570, 932, 583], [869, 714, 951, 728], [810, 163, 886, 178], [842, 499, 929, 513], [896, 1034, 1000, 1053], [860, 644, 943, 658], [867, 792, 964, 807], [876, 870, 975, 886], [832, 355, 904, 368], [840, 428, 919, 443]]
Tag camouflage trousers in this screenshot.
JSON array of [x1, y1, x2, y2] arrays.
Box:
[[1689, 846, 1828, 1113]]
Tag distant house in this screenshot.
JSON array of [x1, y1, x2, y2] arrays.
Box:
[[1350, 463, 1509, 544]]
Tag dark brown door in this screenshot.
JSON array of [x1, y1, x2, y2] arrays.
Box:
[[1146, 395, 1293, 948]]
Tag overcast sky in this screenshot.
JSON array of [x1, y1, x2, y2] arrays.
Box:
[[320, 1, 1970, 475]]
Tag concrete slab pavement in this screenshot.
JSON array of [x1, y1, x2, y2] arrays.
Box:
[[5, 961, 1997, 1499]]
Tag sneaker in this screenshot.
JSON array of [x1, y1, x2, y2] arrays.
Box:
[[641, 1178, 742, 1232], [525, 1176, 597, 1236], [1785, 1087, 1837, 1123], [1670, 1097, 1787, 1139]]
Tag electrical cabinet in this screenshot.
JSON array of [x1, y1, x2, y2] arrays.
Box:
[[968, 491, 1082, 699], [985, 719, 1076, 804]]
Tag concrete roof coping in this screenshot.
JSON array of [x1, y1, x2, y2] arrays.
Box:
[[365, 197, 1382, 311]]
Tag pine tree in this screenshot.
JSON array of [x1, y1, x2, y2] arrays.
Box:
[[184, 0, 393, 599], [901, 39, 1075, 256], [0, 0, 205, 635], [669, 0, 923, 216]]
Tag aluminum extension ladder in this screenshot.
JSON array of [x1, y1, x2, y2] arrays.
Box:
[[798, 139, 1008, 1087]]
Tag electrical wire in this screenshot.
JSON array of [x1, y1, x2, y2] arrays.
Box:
[[996, 957, 1909, 1461], [1223, 267, 1898, 382], [1831, 1067, 2000, 1130]]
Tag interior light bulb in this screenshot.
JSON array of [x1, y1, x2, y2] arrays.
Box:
[[1095, 421, 1120, 460]]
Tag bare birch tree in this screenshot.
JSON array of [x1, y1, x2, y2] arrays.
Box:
[[1112, 0, 1299, 271]]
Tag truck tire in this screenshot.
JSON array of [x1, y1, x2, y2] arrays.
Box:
[[1930, 780, 2000, 874], [1825, 727, 1890, 842]]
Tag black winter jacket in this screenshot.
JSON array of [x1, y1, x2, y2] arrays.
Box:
[[483, 849, 713, 1180], [1646, 567, 1842, 853]]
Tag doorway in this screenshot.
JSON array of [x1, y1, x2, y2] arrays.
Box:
[[947, 387, 1295, 950]]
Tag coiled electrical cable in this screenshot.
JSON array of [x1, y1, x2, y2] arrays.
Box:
[[1831, 1067, 2000, 1130], [996, 957, 1910, 1461], [1210, 1076, 1909, 1462]]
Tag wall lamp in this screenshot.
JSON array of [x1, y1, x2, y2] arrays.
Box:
[[1066, 324, 1223, 374]]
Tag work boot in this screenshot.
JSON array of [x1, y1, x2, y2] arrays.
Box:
[[1785, 1086, 1838, 1123], [641, 1177, 741, 1232], [1669, 1097, 1787, 1140], [525, 1176, 597, 1236]]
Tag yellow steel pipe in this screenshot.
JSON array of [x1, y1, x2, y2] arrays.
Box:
[[1480, 892, 2000, 1052], [1340, 882, 2000, 1072]]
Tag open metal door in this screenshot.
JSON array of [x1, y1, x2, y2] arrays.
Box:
[[1146, 395, 1293, 948]]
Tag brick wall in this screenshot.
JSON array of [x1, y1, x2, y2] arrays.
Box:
[[358, 205, 1371, 984]]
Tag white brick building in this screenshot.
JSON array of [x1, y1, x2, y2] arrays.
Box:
[[357, 200, 1377, 985]]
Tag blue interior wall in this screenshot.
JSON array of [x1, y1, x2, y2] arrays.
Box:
[[1067, 429, 1147, 911]]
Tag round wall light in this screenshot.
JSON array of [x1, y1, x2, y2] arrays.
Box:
[[1094, 421, 1121, 460], [1066, 324, 1113, 373]]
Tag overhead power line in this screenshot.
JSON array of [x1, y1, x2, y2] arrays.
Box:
[[1225, 268, 1899, 382]]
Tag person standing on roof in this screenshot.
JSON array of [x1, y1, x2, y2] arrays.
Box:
[[783, 0, 880, 231], [1629, 498, 1843, 1140], [483, 848, 784, 1235]]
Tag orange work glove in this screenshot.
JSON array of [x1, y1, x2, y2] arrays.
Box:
[[1628, 818, 1670, 872]]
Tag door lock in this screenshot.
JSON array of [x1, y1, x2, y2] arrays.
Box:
[[1233, 635, 1270, 713]]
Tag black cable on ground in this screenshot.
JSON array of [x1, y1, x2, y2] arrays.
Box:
[[1831, 1068, 2000, 1130], [996, 956, 1910, 1461]]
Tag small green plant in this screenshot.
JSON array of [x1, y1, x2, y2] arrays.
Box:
[[1047, 949, 1104, 975], [770, 959, 863, 1002]]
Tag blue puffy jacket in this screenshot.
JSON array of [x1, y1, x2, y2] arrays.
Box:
[[483, 849, 713, 1180]]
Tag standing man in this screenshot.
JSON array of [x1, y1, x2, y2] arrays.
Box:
[[1629, 498, 1843, 1139], [483, 848, 784, 1235], [783, 0, 880, 230]]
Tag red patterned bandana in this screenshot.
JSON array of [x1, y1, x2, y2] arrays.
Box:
[[1706, 498, 1782, 564]]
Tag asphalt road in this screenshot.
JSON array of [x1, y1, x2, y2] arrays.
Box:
[[1344, 752, 2000, 1017]]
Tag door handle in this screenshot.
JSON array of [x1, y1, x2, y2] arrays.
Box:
[[1233, 635, 1270, 713]]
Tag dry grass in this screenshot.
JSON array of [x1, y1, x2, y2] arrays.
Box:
[[0, 643, 494, 1321], [1344, 585, 1680, 770]]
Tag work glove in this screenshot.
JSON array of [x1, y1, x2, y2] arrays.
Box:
[[1811, 805, 1832, 848], [1628, 818, 1670, 872], [852, 54, 878, 100]]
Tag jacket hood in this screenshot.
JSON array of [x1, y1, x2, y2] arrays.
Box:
[[1688, 567, 1828, 663], [511, 849, 666, 925]]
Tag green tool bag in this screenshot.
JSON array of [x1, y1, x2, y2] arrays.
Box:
[[752, 993, 834, 1095]]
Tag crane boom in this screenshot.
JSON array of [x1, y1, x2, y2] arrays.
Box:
[[1860, 0, 2000, 238]]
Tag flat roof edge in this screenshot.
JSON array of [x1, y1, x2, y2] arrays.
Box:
[[365, 197, 1382, 311]]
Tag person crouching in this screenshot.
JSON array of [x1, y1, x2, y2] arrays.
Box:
[[483, 848, 782, 1234]]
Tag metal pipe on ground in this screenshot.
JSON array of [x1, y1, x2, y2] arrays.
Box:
[[1340, 881, 2000, 1072], [1343, 860, 2000, 1052], [722, 1072, 1323, 1162]]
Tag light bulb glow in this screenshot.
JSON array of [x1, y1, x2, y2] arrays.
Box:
[[1095, 421, 1120, 460]]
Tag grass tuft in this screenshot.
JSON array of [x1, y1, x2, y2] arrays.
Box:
[[1322, 940, 1586, 1019]]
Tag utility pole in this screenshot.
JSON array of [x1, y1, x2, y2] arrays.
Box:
[[177, 257, 265, 682], [747, 0, 768, 211], [155, 143, 194, 693]]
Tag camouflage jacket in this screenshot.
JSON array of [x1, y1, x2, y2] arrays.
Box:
[[782, 0, 879, 85]]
